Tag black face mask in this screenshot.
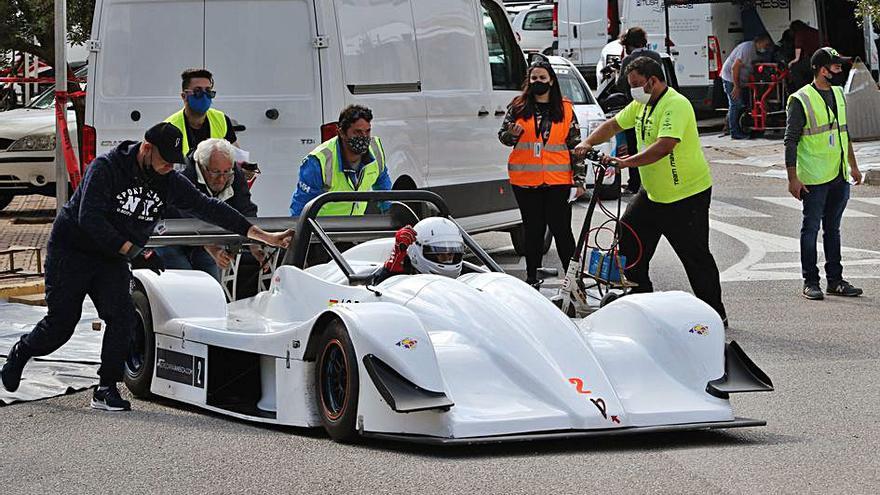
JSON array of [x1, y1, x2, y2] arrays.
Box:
[[140, 150, 164, 185], [824, 68, 846, 87], [528, 81, 551, 96]]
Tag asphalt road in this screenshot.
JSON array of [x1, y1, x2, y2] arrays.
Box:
[[2, 137, 879, 494]]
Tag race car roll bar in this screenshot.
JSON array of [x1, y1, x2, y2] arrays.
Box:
[[284, 191, 503, 278]]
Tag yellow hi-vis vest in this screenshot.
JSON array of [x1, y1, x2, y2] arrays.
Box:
[[165, 108, 228, 156], [310, 136, 386, 216], [788, 84, 850, 185]]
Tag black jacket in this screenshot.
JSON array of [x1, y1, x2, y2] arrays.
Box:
[[49, 141, 253, 258], [165, 157, 258, 218]]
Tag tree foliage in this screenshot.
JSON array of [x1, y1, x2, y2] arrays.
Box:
[[0, 0, 95, 66]]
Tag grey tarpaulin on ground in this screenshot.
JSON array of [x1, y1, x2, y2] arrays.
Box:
[[844, 60, 880, 141], [0, 299, 102, 405]]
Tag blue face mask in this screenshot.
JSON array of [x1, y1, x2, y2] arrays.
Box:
[[187, 93, 212, 114]]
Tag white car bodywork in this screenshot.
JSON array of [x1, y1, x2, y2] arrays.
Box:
[[511, 4, 554, 54], [0, 82, 80, 201], [133, 225, 770, 443], [547, 56, 614, 188]]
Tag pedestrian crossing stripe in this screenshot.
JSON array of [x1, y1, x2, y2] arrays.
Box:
[[755, 196, 875, 218], [852, 197, 880, 207]]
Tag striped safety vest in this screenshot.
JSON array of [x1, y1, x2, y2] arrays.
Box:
[[507, 100, 574, 187], [165, 108, 228, 156], [309, 135, 386, 216], [788, 84, 850, 185]]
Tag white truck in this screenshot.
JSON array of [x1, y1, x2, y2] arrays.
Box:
[[84, 0, 539, 247]]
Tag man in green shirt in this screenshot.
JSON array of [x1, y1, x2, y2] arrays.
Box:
[[575, 56, 727, 325]]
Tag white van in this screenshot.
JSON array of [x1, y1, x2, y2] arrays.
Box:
[[84, 0, 533, 241]]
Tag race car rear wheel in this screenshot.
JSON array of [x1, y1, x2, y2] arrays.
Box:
[[314, 321, 360, 442], [124, 288, 155, 398]]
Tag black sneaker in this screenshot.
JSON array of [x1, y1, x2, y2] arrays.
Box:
[[827, 280, 863, 297], [525, 278, 543, 290], [1, 342, 31, 392], [91, 384, 131, 411], [802, 283, 824, 300]]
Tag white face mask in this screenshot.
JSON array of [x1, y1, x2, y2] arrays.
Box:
[[630, 85, 652, 104]]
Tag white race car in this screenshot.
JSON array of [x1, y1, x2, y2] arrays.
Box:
[[127, 191, 773, 444]]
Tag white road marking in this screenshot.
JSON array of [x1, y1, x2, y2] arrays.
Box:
[[852, 197, 880, 207], [710, 200, 771, 218], [755, 196, 875, 217], [711, 219, 880, 282]]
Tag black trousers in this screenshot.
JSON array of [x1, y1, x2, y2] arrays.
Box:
[[619, 187, 726, 319], [512, 185, 576, 280], [18, 245, 136, 384]]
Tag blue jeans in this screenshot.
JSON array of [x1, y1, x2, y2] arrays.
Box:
[[722, 79, 748, 139], [800, 177, 850, 285], [154, 245, 221, 281]]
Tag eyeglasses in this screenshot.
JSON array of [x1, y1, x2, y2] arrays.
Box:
[[185, 88, 216, 98], [202, 167, 234, 178]]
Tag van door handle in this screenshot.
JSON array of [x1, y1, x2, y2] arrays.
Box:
[[495, 109, 506, 116], [478, 108, 490, 117], [573, 25, 578, 38]]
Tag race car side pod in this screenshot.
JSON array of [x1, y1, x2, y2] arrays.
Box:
[[706, 341, 774, 399], [362, 354, 454, 413]]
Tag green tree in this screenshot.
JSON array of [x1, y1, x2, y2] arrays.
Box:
[[0, 0, 95, 167]]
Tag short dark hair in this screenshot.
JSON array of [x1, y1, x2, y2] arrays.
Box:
[[338, 104, 373, 133], [754, 32, 772, 44], [181, 68, 214, 91], [790, 20, 808, 32], [625, 56, 665, 83], [620, 27, 648, 50]]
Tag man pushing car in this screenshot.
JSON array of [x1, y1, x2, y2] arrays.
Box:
[[1, 123, 292, 411]]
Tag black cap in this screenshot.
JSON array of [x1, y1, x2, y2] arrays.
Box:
[[144, 122, 186, 164], [811, 47, 847, 70]]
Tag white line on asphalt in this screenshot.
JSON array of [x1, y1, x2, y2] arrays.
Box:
[[851, 197, 880, 207], [710, 200, 771, 217], [755, 196, 876, 217], [710, 219, 880, 281]]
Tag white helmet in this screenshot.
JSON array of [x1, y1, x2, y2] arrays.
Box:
[[407, 217, 465, 278]]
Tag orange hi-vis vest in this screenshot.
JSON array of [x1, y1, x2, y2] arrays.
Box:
[[507, 99, 574, 187]]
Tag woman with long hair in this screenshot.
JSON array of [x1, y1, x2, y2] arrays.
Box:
[[498, 57, 583, 287]]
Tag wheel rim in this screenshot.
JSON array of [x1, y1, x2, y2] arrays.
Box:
[[319, 339, 349, 421], [126, 309, 147, 376]]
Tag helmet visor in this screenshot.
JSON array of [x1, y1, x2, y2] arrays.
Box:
[[422, 242, 464, 265]]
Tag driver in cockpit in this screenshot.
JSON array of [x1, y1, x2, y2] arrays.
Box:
[[371, 217, 465, 284]]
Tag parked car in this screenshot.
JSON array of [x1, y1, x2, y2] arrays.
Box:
[[0, 66, 86, 210], [511, 3, 555, 54], [547, 56, 618, 198]]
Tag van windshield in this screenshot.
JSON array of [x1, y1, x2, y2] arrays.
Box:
[[554, 68, 595, 105]]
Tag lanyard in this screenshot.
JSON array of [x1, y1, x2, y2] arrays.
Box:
[[639, 87, 669, 142]]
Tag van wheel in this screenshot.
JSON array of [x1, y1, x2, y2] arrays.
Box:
[[0, 192, 13, 211], [124, 289, 155, 398], [510, 225, 552, 256], [314, 320, 360, 443]]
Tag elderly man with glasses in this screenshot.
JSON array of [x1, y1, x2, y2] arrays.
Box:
[[165, 68, 238, 155], [155, 138, 265, 280]]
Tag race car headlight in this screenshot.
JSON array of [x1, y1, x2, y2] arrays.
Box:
[[8, 133, 56, 152]]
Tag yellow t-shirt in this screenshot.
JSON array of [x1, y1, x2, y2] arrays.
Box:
[[615, 87, 712, 203]]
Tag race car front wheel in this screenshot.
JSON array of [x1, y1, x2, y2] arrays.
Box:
[[124, 288, 155, 398], [314, 320, 360, 443]]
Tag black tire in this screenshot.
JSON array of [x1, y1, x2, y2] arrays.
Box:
[[314, 320, 360, 443], [599, 291, 620, 308], [0, 192, 13, 211], [596, 167, 622, 200], [510, 225, 552, 256], [124, 289, 155, 398]]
